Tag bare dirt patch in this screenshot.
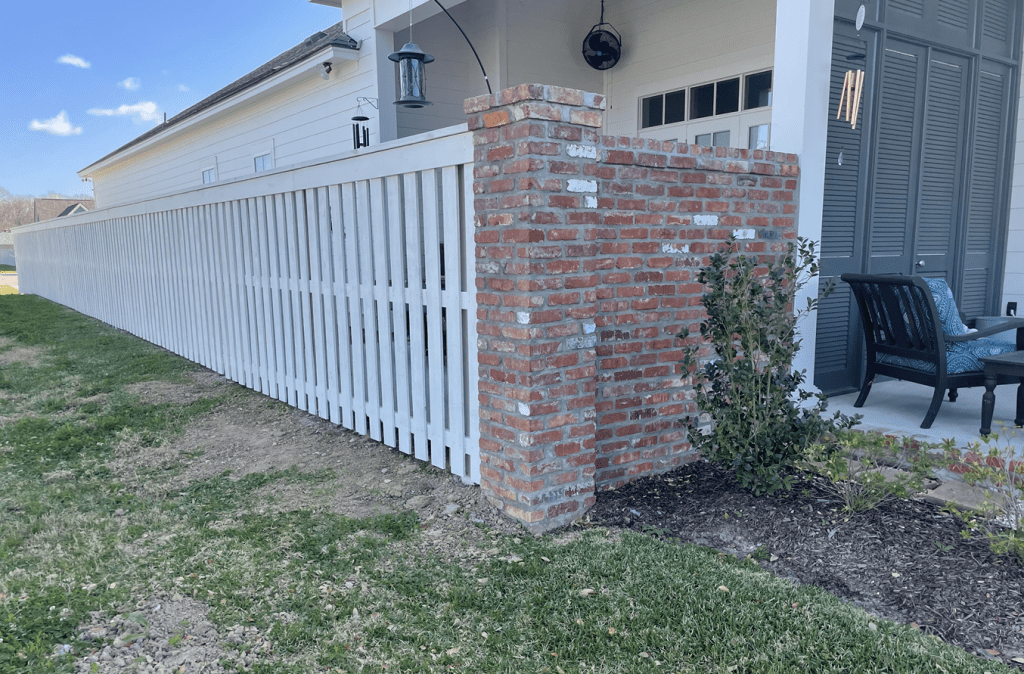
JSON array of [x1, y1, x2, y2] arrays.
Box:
[[108, 376, 517, 532], [0, 339, 45, 367]]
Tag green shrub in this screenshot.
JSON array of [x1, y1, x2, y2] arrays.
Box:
[[806, 432, 939, 513], [681, 237, 856, 495], [944, 428, 1024, 563]]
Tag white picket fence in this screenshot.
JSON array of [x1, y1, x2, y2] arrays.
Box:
[[14, 127, 480, 483]]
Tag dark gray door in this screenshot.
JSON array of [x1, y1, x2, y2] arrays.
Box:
[[815, 0, 1021, 394]]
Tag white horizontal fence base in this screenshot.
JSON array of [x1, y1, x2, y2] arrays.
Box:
[[14, 127, 480, 484]]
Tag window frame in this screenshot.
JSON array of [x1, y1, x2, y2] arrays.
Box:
[[250, 140, 276, 174], [201, 163, 218, 185], [638, 69, 774, 133]]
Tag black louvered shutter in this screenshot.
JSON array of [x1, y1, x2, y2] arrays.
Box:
[[960, 62, 1013, 317], [914, 52, 969, 278], [868, 42, 924, 274], [815, 28, 873, 392]]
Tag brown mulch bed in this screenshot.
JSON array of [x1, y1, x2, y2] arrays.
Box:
[[587, 460, 1024, 669]]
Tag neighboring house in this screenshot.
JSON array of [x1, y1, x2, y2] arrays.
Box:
[[33, 198, 94, 222], [0, 231, 13, 267], [76, 0, 1024, 396]]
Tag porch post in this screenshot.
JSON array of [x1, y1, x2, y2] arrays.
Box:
[[770, 0, 835, 389], [374, 29, 399, 143], [466, 84, 605, 533]]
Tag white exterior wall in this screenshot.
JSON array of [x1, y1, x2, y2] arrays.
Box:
[[91, 63, 366, 208], [395, 0, 498, 138], [602, 0, 776, 147], [503, 0, 605, 95], [1005, 62, 1024, 316], [394, 0, 604, 138]]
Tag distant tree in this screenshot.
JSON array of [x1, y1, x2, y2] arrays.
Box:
[[42, 190, 93, 200], [0, 188, 33, 231]]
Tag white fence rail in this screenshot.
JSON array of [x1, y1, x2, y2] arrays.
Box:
[[14, 127, 479, 483]]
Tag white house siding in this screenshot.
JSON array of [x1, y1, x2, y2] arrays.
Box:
[[1005, 63, 1024, 316], [394, 0, 604, 139], [90, 59, 372, 208], [602, 0, 776, 148], [503, 0, 605, 97]]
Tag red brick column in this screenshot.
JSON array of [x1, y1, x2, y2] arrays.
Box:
[[466, 85, 801, 534], [466, 84, 604, 533]]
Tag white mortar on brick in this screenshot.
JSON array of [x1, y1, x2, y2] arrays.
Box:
[[585, 196, 598, 208], [694, 215, 719, 227], [518, 402, 532, 416], [583, 323, 596, 335], [566, 179, 597, 193], [733, 229, 756, 240], [662, 243, 690, 254], [566, 144, 598, 159], [516, 311, 530, 324]]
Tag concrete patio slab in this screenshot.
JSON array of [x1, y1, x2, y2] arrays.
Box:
[[826, 378, 1024, 456]]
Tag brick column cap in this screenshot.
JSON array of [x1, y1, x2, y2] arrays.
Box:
[[465, 84, 606, 115]]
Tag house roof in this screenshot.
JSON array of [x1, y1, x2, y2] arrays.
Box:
[[81, 21, 359, 173], [33, 198, 96, 223], [57, 203, 89, 217]]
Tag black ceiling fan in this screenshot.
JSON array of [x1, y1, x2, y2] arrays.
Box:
[[582, 0, 621, 71]]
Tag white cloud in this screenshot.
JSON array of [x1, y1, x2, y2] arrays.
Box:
[[29, 111, 83, 136], [57, 54, 90, 68], [87, 101, 162, 123], [178, 84, 190, 92], [119, 77, 141, 91]]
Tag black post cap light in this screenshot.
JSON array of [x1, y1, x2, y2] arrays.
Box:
[[389, 42, 434, 108]]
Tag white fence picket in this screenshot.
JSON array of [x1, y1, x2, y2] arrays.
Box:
[[386, 175, 412, 457], [12, 128, 478, 483]]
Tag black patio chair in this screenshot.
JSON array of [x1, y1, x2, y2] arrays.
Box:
[[841, 273, 1024, 429]]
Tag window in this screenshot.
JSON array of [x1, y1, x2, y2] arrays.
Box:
[[715, 78, 740, 115], [744, 71, 773, 110], [696, 131, 731, 147], [690, 83, 715, 119], [202, 167, 217, 184], [642, 95, 664, 128], [253, 153, 272, 173], [640, 70, 773, 130], [641, 89, 686, 128], [748, 124, 770, 150], [664, 90, 686, 124]]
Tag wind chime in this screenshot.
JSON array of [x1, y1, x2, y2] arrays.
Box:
[[836, 69, 865, 129]]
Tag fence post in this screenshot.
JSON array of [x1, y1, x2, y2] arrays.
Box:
[[467, 84, 605, 533]]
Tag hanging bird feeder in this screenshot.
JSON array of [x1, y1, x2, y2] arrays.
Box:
[[389, 42, 434, 108]]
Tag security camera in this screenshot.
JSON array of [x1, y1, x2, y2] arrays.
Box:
[[319, 62, 333, 80]]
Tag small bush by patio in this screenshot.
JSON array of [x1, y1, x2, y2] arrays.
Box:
[[682, 238, 856, 495]]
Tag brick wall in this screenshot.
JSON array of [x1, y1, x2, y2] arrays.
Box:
[[467, 84, 799, 533]]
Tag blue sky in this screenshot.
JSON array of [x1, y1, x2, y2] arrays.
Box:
[[0, 1, 343, 199]]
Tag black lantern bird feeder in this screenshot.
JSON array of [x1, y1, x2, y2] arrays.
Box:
[[389, 42, 435, 108]]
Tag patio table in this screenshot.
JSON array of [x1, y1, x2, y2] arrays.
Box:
[[979, 350, 1024, 436]]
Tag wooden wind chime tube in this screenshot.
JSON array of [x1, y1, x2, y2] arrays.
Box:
[[837, 69, 865, 129]]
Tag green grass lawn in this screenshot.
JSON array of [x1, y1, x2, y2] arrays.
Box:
[[0, 294, 1013, 674], [0, 265, 15, 273]]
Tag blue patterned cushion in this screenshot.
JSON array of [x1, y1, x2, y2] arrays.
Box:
[[876, 277, 1017, 374], [923, 278, 968, 336]]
